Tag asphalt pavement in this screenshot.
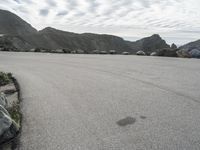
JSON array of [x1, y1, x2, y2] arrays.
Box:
[[0, 52, 200, 150]]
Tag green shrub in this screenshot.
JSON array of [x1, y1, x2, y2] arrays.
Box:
[[0, 72, 11, 86], [34, 48, 41, 52], [8, 101, 21, 126]]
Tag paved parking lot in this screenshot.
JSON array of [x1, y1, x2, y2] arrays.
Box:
[[0, 52, 200, 150]]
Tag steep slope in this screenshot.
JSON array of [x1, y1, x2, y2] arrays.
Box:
[[0, 9, 37, 36]]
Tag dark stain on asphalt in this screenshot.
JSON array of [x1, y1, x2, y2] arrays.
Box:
[[117, 116, 136, 127], [140, 116, 147, 119]]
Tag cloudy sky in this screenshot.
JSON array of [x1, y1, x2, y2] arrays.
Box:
[[1, 0, 200, 45]]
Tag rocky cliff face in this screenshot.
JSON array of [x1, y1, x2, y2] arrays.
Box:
[[0, 9, 170, 54]]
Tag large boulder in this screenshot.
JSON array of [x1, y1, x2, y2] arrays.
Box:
[[100, 51, 107, 54], [76, 49, 85, 54], [51, 49, 64, 53], [0, 93, 19, 144], [109, 50, 116, 54], [136, 51, 146, 56], [122, 51, 130, 55], [0, 109, 19, 144], [0, 121, 19, 144], [92, 50, 100, 54], [150, 52, 157, 56], [0, 106, 12, 138]]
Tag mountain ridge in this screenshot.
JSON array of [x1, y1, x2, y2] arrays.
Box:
[[0, 9, 171, 54]]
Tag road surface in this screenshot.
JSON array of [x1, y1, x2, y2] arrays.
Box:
[[0, 52, 200, 150]]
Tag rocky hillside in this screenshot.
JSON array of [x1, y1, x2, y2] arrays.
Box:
[[0, 9, 170, 54], [179, 40, 200, 58], [23, 27, 131, 53], [180, 40, 200, 50], [127, 34, 170, 54], [0, 9, 37, 36]]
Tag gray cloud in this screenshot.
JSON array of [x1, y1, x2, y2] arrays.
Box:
[[13, 0, 21, 4], [46, 0, 57, 7], [139, 0, 151, 8], [39, 8, 49, 16], [56, 11, 68, 16], [66, 0, 77, 10]]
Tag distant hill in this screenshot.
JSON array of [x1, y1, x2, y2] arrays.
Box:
[[23, 27, 132, 53], [180, 40, 200, 51], [179, 40, 200, 58], [0, 9, 170, 54]]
